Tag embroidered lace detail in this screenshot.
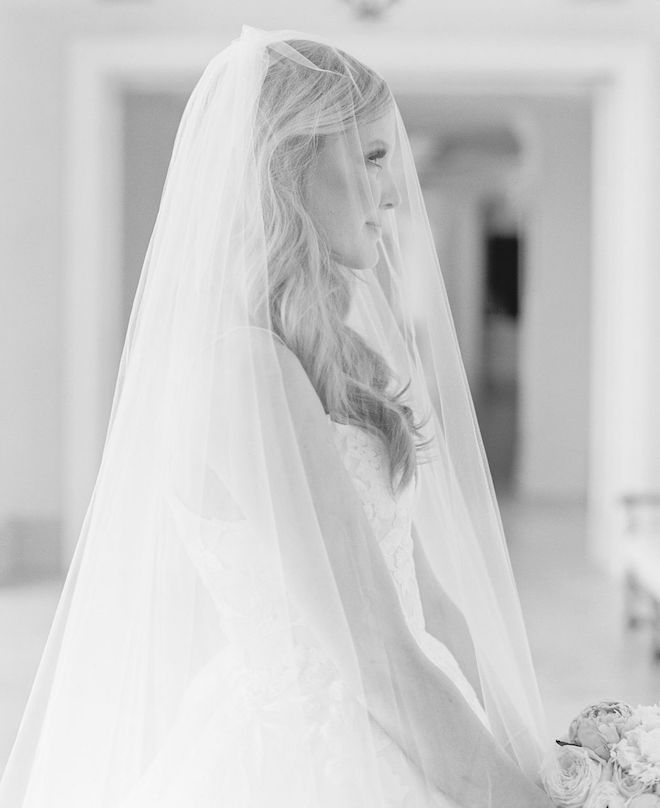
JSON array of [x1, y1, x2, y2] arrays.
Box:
[[329, 421, 426, 639]]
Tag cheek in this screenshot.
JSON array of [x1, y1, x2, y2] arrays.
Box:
[[313, 148, 373, 218], [304, 152, 380, 268], [322, 168, 365, 222], [309, 182, 364, 250]]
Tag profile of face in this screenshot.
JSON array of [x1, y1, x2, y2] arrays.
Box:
[[304, 105, 401, 270]]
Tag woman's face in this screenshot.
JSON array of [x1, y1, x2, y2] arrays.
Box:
[[304, 105, 401, 270]]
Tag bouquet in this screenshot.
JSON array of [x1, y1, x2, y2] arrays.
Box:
[[542, 701, 660, 807]]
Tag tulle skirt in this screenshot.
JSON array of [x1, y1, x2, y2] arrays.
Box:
[[116, 642, 462, 808]]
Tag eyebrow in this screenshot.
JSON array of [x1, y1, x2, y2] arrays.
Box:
[[366, 139, 389, 150]]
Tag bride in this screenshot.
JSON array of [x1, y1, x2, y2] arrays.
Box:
[[0, 25, 557, 808]]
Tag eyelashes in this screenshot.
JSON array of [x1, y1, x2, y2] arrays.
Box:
[[366, 147, 387, 168]]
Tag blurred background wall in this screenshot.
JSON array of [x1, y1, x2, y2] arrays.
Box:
[[2, 0, 660, 761]]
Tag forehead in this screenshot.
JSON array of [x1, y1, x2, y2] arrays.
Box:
[[314, 106, 398, 166], [357, 106, 397, 148]]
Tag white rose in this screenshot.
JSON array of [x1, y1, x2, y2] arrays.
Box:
[[542, 745, 603, 808], [583, 781, 625, 808], [611, 761, 647, 800], [568, 702, 634, 761]]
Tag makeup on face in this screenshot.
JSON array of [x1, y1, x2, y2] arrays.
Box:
[[304, 107, 400, 270]]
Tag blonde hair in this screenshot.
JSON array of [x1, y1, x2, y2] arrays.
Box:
[[255, 39, 430, 494]]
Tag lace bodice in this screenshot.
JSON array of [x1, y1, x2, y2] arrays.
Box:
[[328, 418, 425, 639]]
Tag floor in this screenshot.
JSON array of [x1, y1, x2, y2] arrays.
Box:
[[2, 496, 660, 777], [501, 496, 660, 737]]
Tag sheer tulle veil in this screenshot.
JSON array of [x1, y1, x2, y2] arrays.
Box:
[[0, 24, 556, 807]]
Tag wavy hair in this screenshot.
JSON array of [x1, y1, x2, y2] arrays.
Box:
[[254, 38, 430, 494]]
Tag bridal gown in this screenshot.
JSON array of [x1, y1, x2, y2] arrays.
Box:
[[118, 417, 491, 808]]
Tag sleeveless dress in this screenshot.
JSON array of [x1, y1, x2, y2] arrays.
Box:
[[118, 419, 491, 808]]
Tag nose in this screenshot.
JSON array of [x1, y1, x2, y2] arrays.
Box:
[[379, 171, 401, 210]]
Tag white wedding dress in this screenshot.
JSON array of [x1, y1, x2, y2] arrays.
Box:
[[118, 419, 490, 808]]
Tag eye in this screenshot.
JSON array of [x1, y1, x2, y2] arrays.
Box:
[[366, 147, 387, 168]]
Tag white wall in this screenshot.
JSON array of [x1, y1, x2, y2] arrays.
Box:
[[0, 14, 64, 577], [517, 97, 592, 499]]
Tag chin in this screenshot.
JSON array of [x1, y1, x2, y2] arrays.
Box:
[[341, 246, 379, 271]]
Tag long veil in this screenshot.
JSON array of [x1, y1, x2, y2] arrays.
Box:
[[0, 25, 555, 807]]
